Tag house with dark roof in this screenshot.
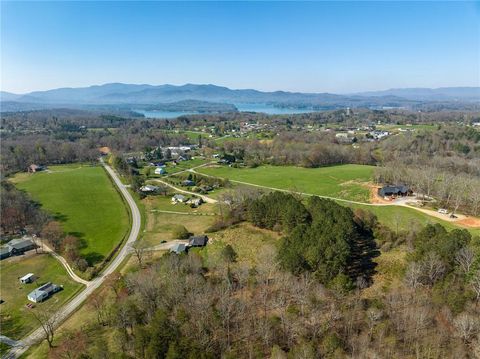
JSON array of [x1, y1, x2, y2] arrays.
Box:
[[378, 185, 411, 198], [0, 247, 11, 260], [6, 237, 35, 255], [27, 282, 62, 303], [189, 235, 208, 247]]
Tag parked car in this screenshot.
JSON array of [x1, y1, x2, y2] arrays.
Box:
[[438, 208, 448, 214]]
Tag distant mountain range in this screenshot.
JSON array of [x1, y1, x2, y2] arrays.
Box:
[[1, 84, 479, 113], [352, 87, 480, 101]]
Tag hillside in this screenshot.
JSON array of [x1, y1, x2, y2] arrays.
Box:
[[2, 83, 479, 111]]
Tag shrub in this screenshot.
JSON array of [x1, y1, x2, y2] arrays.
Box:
[[172, 225, 191, 239]]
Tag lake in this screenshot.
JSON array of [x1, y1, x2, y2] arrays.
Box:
[[134, 103, 316, 119]]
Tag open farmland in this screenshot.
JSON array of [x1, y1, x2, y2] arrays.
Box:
[[0, 253, 84, 340], [12, 165, 129, 265], [141, 196, 216, 247], [348, 203, 480, 236], [197, 164, 374, 202]]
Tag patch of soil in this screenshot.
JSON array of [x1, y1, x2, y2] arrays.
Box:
[[455, 217, 480, 228], [369, 185, 391, 204]]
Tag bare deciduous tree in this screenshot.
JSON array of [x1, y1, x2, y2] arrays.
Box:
[[422, 252, 445, 286], [405, 262, 423, 288], [131, 242, 150, 269], [470, 270, 480, 302], [455, 247, 475, 275], [31, 309, 59, 348], [454, 313, 479, 343]]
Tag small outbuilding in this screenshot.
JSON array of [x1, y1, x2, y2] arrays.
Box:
[[170, 243, 187, 255], [189, 235, 208, 247], [98, 147, 111, 156], [20, 273, 35, 284], [27, 164, 46, 173]]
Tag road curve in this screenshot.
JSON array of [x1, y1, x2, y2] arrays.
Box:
[[4, 161, 141, 358], [43, 244, 90, 286]]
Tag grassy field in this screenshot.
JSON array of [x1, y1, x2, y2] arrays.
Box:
[[12, 165, 130, 265], [348, 203, 480, 237], [0, 253, 84, 340], [197, 164, 374, 202], [191, 222, 280, 267], [376, 123, 438, 132], [142, 196, 216, 247]]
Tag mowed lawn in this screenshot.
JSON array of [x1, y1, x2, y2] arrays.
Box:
[[13, 165, 129, 264], [198, 164, 374, 202], [0, 254, 84, 339]]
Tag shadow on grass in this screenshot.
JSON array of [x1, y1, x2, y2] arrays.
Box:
[[84, 252, 104, 266], [0, 312, 26, 340], [53, 212, 68, 222]]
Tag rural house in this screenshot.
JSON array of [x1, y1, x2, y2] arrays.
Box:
[[170, 243, 187, 254], [182, 179, 195, 187], [378, 185, 411, 198], [188, 235, 208, 247], [186, 197, 203, 207], [154, 167, 167, 175], [0, 247, 11, 260], [140, 185, 159, 193], [6, 237, 35, 255], [172, 194, 188, 204], [27, 282, 62, 303]]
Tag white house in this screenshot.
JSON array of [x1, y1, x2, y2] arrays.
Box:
[[28, 282, 61, 303], [154, 167, 166, 175], [140, 185, 159, 193]]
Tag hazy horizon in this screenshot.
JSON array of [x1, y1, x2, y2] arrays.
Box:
[[1, 1, 479, 94], [2, 82, 480, 97]]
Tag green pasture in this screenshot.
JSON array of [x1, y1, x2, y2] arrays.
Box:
[[197, 164, 374, 202], [12, 165, 130, 265]]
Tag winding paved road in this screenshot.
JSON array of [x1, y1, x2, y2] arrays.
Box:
[[4, 161, 141, 358]]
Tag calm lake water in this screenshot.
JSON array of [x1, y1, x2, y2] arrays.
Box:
[[134, 104, 315, 119]]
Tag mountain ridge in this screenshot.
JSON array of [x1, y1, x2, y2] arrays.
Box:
[[1, 84, 479, 112]]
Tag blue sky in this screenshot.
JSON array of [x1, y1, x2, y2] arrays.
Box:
[[1, 1, 479, 94]]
